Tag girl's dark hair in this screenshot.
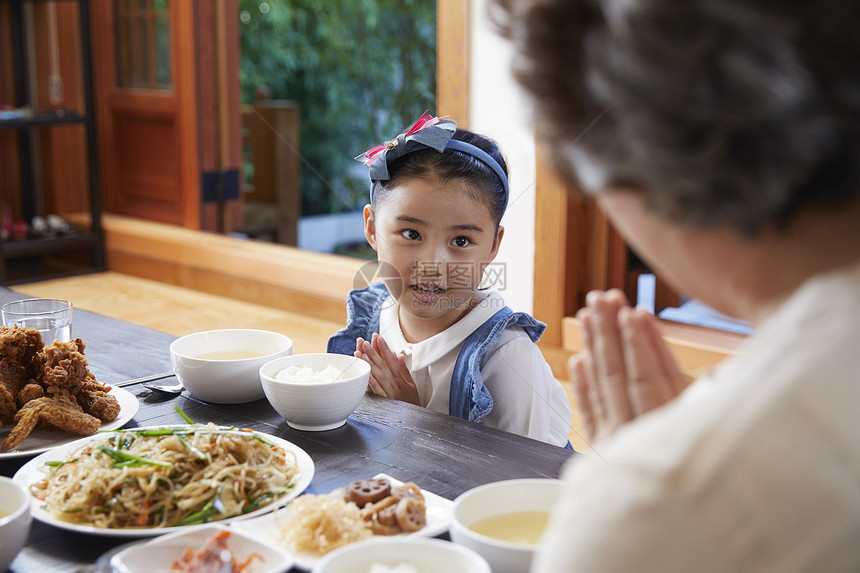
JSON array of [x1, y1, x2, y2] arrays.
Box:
[[493, 0, 860, 236], [371, 129, 509, 226]]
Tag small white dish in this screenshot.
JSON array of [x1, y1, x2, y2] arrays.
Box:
[[312, 537, 490, 573], [234, 473, 453, 571], [13, 426, 314, 538], [259, 353, 370, 431], [171, 329, 293, 404], [110, 524, 292, 573]]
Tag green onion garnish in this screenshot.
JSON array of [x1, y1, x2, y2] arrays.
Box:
[[175, 406, 195, 424], [97, 445, 172, 468]]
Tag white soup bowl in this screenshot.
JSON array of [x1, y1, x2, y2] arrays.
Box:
[[0, 475, 31, 571], [170, 329, 292, 404], [449, 478, 564, 573], [312, 537, 490, 573], [260, 353, 370, 431]]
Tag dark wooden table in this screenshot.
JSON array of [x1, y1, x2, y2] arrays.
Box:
[[0, 288, 574, 572]]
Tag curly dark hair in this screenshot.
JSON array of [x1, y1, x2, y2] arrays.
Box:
[[492, 0, 860, 235], [371, 129, 509, 226]]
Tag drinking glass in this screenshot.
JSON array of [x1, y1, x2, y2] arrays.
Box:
[[1, 298, 73, 343]]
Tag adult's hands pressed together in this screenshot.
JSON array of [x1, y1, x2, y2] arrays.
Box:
[[570, 289, 687, 444]]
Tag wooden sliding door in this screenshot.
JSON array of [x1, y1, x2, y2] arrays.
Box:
[[90, 0, 241, 231]]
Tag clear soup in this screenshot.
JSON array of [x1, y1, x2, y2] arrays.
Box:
[[468, 510, 550, 545]]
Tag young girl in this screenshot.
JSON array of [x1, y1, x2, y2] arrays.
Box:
[[327, 112, 572, 448]]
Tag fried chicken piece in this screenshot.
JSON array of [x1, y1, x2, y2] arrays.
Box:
[[79, 393, 120, 422], [0, 361, 28, 424], [1, 389, 17, 424], [0, 387, 15, 426], [1, 401, 41, 451], [36, 392, 100, 433], [0, 327, 41, 422], [69, 372, 120, 422], [1, 393, 100, 452], [40, 339, 89, 389], [16, 382, 44, 407], [76, 371, 111, 393], [0, 360, 28, 398], [0, 325, 44, 364], [0, 326, 45, 397]]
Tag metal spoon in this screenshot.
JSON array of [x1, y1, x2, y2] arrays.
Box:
[[142, 379, 184, 395]]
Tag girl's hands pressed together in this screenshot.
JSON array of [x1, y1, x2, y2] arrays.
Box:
[[354, 333, 421, 406], [570, 289, 687, 444]]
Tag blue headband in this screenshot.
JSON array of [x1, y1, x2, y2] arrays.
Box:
[[356, 113, 509, 210]]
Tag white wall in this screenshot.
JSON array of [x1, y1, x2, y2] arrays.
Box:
[[469, 0, 537, 313]]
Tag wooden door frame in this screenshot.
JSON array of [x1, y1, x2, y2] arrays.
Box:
[[437, 0, 470, 127], [197, 0, 242, 233], [532, 153, 632, 347]]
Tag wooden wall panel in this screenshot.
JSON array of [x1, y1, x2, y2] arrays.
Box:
[[0, 4, 18, 208], [39, 3, 89, 217], [2, 2, 90, 219], [0, 4, 17, 207]]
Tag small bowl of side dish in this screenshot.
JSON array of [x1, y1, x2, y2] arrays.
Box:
[[109, 524, 292, 573], [312, 537, 490, 573], [170, 329, 293, 404], [0, 476, 31, 571], [449, 478, 564, 573], [259, 353, 370, 431]]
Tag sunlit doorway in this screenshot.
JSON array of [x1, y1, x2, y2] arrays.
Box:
[[236, 0, 436, 259]]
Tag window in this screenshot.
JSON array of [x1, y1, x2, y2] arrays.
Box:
[[238, 0, 436, 253], [115, 0, 172, 90]]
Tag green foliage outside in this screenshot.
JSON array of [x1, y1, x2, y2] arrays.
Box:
[[239, 0, 436, 216]]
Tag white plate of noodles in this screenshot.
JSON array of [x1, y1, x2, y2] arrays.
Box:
[[12, 424, 314, 537]]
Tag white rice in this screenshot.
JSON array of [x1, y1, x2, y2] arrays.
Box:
[[367, 564, 423, 573], [274, 364, 344, 384]]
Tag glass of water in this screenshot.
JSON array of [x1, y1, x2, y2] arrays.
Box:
[[1, 298, 73, 343]]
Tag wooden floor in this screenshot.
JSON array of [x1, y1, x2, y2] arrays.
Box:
[[13, 272, 342, 355], [12, 271, 587, 451]]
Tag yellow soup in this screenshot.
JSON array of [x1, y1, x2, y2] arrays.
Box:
[[194, 350, 268, 360], [0, 509, 10, 519], [468, 510, 550, 545]]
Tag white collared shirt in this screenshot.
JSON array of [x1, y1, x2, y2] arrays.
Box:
[[378, 291, 572, 447]]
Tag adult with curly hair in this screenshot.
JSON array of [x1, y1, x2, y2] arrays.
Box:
[[493, 1, 860, 571]]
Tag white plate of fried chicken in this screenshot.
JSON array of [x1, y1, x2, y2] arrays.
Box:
[[0, 325, 139, 458], [0, 386, 137, 458]]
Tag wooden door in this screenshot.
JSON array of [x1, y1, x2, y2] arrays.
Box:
[[90, 0, 241, 231]]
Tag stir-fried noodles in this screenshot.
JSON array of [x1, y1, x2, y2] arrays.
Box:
[[29, 425, 298, 528]]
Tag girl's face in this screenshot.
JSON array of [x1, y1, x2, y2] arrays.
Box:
[[364, 176, 504, 337]]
